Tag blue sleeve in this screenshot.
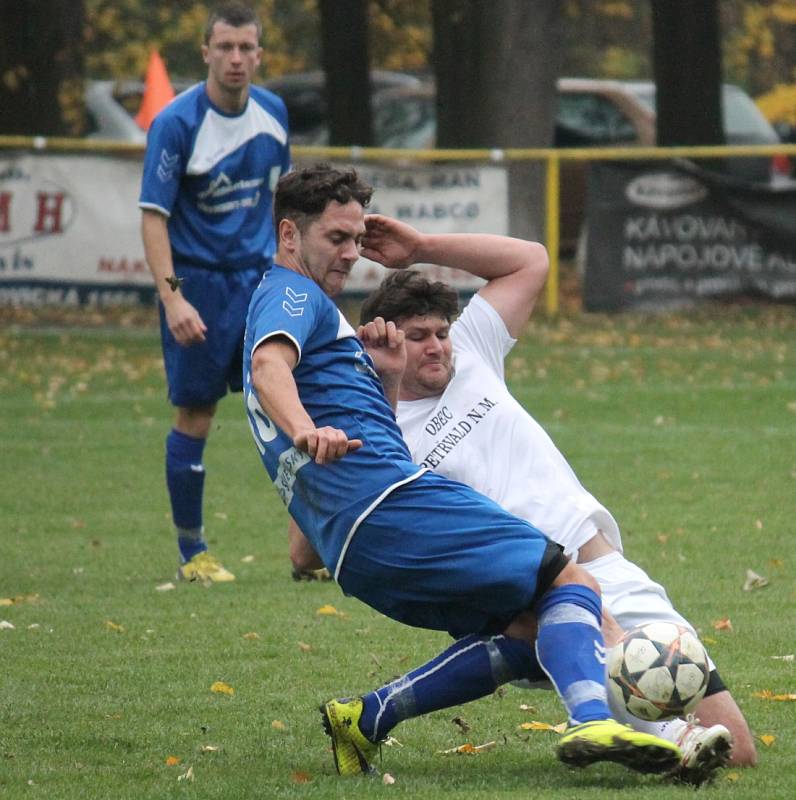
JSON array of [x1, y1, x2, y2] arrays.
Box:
[[251, 277, 321, 364], [138, 111, 186, 215]]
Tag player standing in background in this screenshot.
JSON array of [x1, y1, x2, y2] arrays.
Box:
[[139, 3, 290, 582]]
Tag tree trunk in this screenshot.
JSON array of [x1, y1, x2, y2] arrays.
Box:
[[651, 0, 724, 146], [318, 0, 373, 146], [432, 0, 563, 241], [0, 0, 85, 136]]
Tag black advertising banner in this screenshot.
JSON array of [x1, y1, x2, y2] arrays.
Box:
[[583, 160, 796, 311]]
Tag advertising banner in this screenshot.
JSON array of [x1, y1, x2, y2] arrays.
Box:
[[0, 153, 507, 306], [583, 160, 796, 311]]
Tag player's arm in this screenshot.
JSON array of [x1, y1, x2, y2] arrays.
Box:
[[140, 209, 207, 346], [356, 317, 406, 410], [361, 214, 548, 337], [251, 336, 362, 464]]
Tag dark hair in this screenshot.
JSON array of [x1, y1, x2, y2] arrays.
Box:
[[274, 164, 373, 232], [360, 270, 459, 326], [204, 3, 262, 44]]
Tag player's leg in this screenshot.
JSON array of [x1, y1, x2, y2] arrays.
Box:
[[168, 403, 215, 567], [583, 550, 755, 774], [324, 475, 678, 775], [158, 267, 236, 582]]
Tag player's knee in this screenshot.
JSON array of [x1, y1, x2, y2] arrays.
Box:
[[554, 559, 601, 596]]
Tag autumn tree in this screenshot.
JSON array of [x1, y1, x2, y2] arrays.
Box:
[[319, 0, 373, 146], [0, 0, 85, 135], [431, 0, 564, 240], [651, 0, 724, 146]]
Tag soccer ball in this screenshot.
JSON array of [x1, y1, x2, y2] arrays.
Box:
[[607, 622, 710, 721]]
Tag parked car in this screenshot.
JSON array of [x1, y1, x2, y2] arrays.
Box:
[[263, 69, 424, 145], [83, 78, 195, 143], [269, 73, 790, 250], [83, 80, 147, 143]]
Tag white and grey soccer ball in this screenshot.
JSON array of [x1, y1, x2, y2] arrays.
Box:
[[607, 622, 710, 721]]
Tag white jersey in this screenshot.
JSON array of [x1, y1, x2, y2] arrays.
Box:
[[397, 293, 622, 558]]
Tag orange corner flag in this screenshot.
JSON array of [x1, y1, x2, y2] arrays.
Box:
[[135, 50, 175, 131]]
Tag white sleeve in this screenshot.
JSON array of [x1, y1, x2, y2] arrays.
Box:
[[450, 293, 517, 379]]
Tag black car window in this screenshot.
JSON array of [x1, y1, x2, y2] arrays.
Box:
[[555, 93, 637, 146]]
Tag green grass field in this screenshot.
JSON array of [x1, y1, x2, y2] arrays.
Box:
[[1, 304, 794, 799]]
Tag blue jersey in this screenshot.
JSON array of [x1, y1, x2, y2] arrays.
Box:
[[243, 266, 424, 573], [139, 83, 290, 271]]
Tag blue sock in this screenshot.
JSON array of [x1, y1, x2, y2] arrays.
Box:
[[535, 584, 611, 725], [358, 634, 543, 742], [165, 429, 207, 562]]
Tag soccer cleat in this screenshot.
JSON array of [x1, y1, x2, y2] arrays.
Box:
[[291, 566, 332, 582], [177, 551, 236, 584], [669, 716, 733, 785], [320, 697, 380, 776], [557, 719, 681, 774]]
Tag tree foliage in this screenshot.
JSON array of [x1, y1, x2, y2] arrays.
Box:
[[0, 0, 85, 135]]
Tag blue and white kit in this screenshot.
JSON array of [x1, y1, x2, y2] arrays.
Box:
[[139, 82, 290, 272]]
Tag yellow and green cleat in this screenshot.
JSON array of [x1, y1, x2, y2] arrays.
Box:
[[177, 551, 235, 584], [320, 698, 380, 776], [557, 719, 681, 774]]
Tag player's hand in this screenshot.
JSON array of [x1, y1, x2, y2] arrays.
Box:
[[294, 427, 363, 465], [162, 294, 207, 346], [357, 317, 407, 381], [361, 214, 423, 269]]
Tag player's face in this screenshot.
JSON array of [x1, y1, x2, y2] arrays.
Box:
[[295, 201, 366, 297], [202, 22, 261, 98], [396, 315, 454, 400]]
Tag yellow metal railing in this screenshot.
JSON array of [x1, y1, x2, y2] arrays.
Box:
[[3, 136, 795, 314]]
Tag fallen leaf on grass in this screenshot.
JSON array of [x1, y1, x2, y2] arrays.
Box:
[[297, 641, 312, 652], [758, 734, 776, 747], [200, 745, 219, 753], [383, 773, 396, 785], [105, 620, 124, 632], [743, 569, 769, 591], [712, 617, 733, 632], [752, 690, 796, 701], [177, 766, 194, 782], [383, 736, 403, 747], [518, 704, 536, 712], [243, 632, 260, 640], [316, 604, 347, 617], [271, 720, 286, 731], [214, 512, 228, 521], [725, 771, 741, 782], [438, 741, 496, 755], [291, 771, 311, 784], [0, 593, 40, 606], [518, 721, 568, 734], [771, 654, 794, 662], [155, 582, 176, 592], [241, 555, 255, 563], [210, 681, 234, 696], [452, 716, 470, 734], [165, 756, 180, 766], [0, 620, 15, 630]]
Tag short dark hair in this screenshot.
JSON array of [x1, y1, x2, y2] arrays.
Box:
[[204, 3, 261, 44], [274, 164, 373, 232], [360, 270, 459, 326]]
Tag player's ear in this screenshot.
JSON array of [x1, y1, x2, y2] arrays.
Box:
[[279, 218, 299, 250]]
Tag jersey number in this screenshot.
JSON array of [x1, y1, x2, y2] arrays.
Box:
[[246, 387, 277, 454]]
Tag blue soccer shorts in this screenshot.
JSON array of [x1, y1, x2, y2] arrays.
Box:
[[338, 471, 568, 639], [159, 264, 264, 408]]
